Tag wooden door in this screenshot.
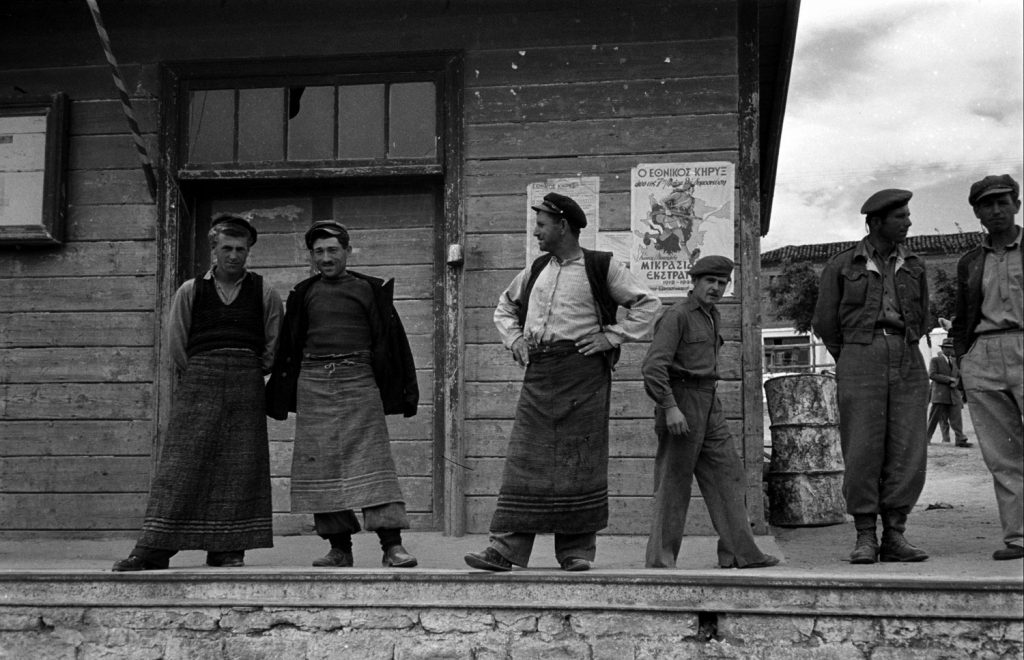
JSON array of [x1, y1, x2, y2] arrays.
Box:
[[195, 182, 443, 532]]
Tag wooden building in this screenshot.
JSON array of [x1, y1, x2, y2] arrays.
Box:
[[0, 0, 799, 538]]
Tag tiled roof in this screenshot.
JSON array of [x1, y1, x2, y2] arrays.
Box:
[[761, 232, 985, 266]]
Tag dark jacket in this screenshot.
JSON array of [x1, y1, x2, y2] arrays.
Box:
[[812, 239, 929, 358], [951, 235, 1024, 360], [928, 354, 959, 405], [265, 270, 418, 420]]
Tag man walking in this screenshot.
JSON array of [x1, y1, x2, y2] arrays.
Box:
[[113, 215, 283, 571], [926, 338, 970, 447], [267, 220, 419, 568], [812, 189, 930, 564], [642, 256, 778, 569], [952, 174, 1023, 561], [464, 192, 659, 572]]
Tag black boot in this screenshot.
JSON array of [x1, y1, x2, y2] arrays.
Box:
[[880, 510, 928, 562], [850, 515, 879, 565]]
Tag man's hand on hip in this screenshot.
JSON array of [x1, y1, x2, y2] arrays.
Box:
[[511, 337, 530, 368], [576, 332, 613, 356]]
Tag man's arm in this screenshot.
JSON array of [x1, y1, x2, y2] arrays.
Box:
[[640, 305, 688, 436], [951, 254, 971, 361], [928, 357, 953, 384], [812, 260, 842, 359], [261, 281, 285, 374], [602, 259, 661, 346], [167, 279, 195, 372], [493, 267, 530, 365]]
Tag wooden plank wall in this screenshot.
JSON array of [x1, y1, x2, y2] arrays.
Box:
[[0, 0, 762, 537], [0, 70, 160, 537]]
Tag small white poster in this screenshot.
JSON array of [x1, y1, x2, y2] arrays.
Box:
[[630, 162, 735, 297], [525, 176, 599, 266]]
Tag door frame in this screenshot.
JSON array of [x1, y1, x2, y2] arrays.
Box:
[[156, 52, 465, 534]]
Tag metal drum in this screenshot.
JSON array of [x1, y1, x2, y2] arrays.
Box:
[[763, 373, 846, 526]]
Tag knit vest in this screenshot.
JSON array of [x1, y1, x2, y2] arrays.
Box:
[[186, 273, 265, 358], [516, 248, 619, 329]]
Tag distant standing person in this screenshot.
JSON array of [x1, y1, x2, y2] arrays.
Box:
[[926, 338, 970, 447], [952, 174, 1023, 561], [267, 220, 419, 569], [812, 189, 930, 565], [464, 192, 660, 572], [113, 216, 283, 571], [642, 256, 778, 569]]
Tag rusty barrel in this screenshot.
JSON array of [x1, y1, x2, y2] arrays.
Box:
[[763, 373, 846, 526]]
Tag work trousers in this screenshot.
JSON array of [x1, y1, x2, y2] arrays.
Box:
[[644, 386, 768, 568], [835, 334, 928, 520], [961, 332, 1024, 548], [926, 402, 967, 444], [488, 531, 597, 568]]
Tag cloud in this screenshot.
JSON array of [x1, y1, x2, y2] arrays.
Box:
[[766, 0, 1023, 251]]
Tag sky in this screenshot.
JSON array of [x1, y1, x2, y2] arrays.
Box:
[[765, 0, 1024, 252]]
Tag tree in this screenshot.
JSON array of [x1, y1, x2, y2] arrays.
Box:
[[767, 260, 819, 334], [930, 268, 957, 328]]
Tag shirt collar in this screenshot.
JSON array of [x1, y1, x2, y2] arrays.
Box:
[[981, 225, 1022, 251], [854, 236, 908, 274], [204, 266, 248, 285]]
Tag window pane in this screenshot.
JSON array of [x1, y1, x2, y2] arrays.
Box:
[[287, 86, 334, 161], [389, 82, 436, 159], [188, 90, 235, 163], [337, 84, 385, 159], [238, 88, 284, 162]]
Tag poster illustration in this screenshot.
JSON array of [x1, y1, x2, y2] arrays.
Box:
[[630, 162, 735, 297], [525, 176, 599, 266]]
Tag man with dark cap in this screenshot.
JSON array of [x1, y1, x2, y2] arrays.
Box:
[[952, 174, 1023, 561], [464, 192, 660, 572], [926, 337, 969, 447], [812, 189, 930, 564], [267, 220, 419, 569], [113, 215, 283, 571], [642, 255, 779, 569]]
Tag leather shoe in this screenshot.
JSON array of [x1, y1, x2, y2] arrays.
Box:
[[993, 544, 1024, 560], [382, 544, 418, 568], [206, 551, 244, 568], [112, 555, 167, 572], [560, 557, 591, 572], [464, 547, 513, 572], [850, 529, 879, 564], [737, 555, 780, 569], [955, 442, 973, 448], [313, 548, 353, 567], [879, 530, 928, 562]]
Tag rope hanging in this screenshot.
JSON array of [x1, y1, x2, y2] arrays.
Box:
[[84, 0, 158, 202]]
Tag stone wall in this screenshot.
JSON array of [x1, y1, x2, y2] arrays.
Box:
[[1, 605, 1021, 659]]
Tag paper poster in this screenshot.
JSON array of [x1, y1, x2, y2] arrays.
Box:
[[630, 162, 735, 297], [525, 176, 599, 266]]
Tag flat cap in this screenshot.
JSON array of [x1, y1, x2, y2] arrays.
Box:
[[211, 214, 257, 244], [304, 220, 350, 249], [688, 255, 734, 279], [968, 174, 1019, 206], [531, 192, 587, 229], [860, 189, 912, 216]]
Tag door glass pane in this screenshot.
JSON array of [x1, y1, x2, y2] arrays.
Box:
[[287, 86, 335, 161], [238, 88, 284, 162], [389, 82, 436, 159], [188, 90, 235, 163], [337, 84, 386, 159]]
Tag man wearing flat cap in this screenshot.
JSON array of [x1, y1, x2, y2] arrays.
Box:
[[267, 220, 420, 568], [812, 189, 931, 564], [465, 192, 660, 572], [926, 338, 969, 447], [642, 255, 778, 569], [114, 215, 284, 571], [952, 174, 1024, 561]]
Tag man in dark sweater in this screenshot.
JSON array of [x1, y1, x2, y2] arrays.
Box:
[[271, 221, 417, 568], [113, 215, 283, 571]]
